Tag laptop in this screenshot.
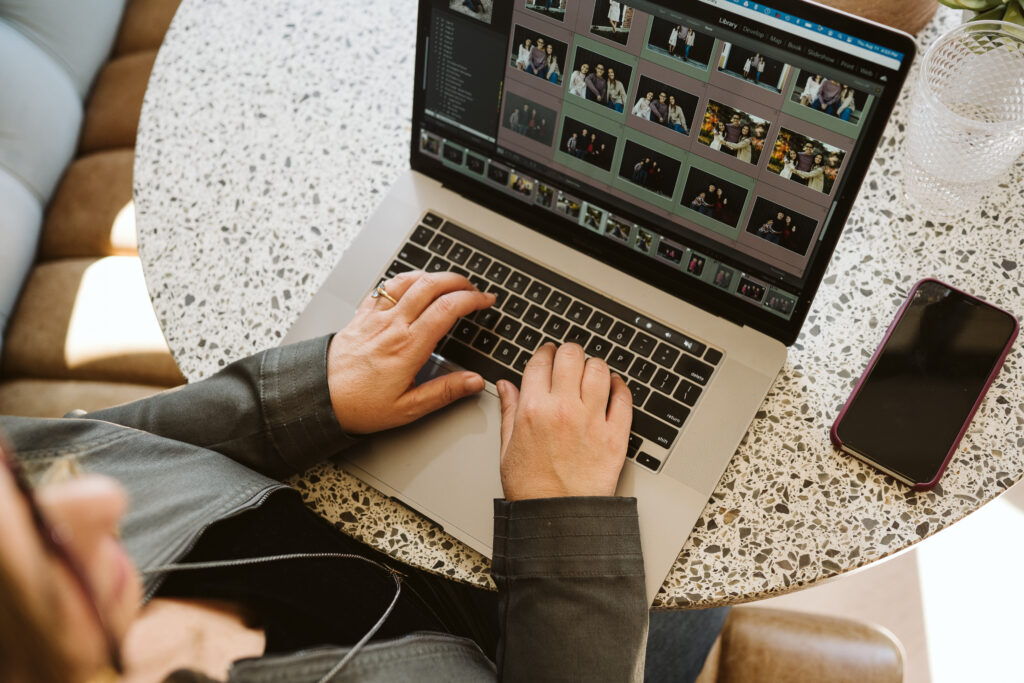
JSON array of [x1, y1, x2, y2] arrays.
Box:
[[284, 0, 915, 603]]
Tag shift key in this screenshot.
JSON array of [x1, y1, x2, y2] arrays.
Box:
[[632, 410, 678, 449]]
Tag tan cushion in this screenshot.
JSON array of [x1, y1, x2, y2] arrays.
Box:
[[0, 378, 166, 418], [2, 257, 185, 386], [114, 0, 183, 56], [713, 607, 903, 683], [39, 149, 138, 260], [78, 50, 158, 154]]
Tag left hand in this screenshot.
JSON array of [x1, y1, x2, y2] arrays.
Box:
[[326, 270, 496, 434]]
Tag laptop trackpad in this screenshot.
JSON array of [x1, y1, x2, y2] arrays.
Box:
[[339, 375, 504, 555]]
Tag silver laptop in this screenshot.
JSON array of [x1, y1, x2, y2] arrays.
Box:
[[284, 0, 914, 603]]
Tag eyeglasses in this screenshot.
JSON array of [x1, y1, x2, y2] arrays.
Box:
[[1, 450, 124, 674]]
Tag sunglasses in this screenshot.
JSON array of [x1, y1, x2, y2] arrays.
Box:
[[1, 450, 124, 674]]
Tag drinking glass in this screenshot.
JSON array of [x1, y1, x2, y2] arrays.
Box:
[[903, 21, 1024, 220]]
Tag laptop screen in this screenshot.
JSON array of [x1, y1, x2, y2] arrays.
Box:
[[412, 0, 913, 343]]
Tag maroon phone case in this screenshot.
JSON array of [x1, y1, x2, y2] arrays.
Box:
[[830, 278, 1019, 490]]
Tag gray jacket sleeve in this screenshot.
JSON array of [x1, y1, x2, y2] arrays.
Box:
[[85, 335, 357, 479], [492, 497, 649, 682]]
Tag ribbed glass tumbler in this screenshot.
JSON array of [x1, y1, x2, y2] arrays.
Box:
[[903, 21, 1024, 221]]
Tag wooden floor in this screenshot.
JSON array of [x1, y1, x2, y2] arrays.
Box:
[[750, 479, 1024, 683]]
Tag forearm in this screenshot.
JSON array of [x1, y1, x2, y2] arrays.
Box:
[[492, 497, 648, 682], [85, 335, 357, 478]]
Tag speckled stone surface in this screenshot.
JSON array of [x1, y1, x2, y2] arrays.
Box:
[[135, 3, 1024, 607]]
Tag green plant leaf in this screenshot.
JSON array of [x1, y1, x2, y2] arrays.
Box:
[[938, 0, 1004, 10], [973, 4, 1011, 19], [1004, 0, 1024, 25]]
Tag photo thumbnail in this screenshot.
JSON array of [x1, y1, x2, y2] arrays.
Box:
[[583, 204, 606, 230], [590, 1, 635, 46], [630, 75, 699, 136], [450, 0, 493, 24], [420, 132, 441, 155], [509, 171, 534, 197], [568, 47, 634, 112], [511, 25, 568, 85], [657, 240, 683, 264], [647, 19, 714, 69], [536, 182, 555, 207], [745, 196, 818, 255], [681, 167, 747, 229], [791, 70, 868, 125], [686, 252, 706, 276], [697, 100, 771, 166], [738, 277, 766, 302], [766, 128, 847, 194], [502, 92, 557, 146], [618, 140, 681, 197], [556, 191, 582, 218], [606, 215, 633, 242], [635, 227, 655, 253], [717, 42, 791, 94], [560, 117, 618, 171], [525, 0, 566, 22]]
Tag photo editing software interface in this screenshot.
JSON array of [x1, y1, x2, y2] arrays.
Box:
[[419, 0, 905, 321]]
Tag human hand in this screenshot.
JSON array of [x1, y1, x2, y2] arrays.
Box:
[[496, 343, 632, 501], [326, 271, 496, 434]]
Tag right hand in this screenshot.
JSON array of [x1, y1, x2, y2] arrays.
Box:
[[496, 343, 632, 501]]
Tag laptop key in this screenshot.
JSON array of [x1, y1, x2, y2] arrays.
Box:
[[673, 379, 703, 406], [452, 319, 479, 345], [704, 348, 724, 365], [524, 304, 549, 328], [388, 260, 413, 277], [628, 381, 650, 407], [632, 410, 678, 449], [422, 212, 443, 228], [680, 336, 707, 358], [525, 281, 552, 304], [675, 355, 714, 385], [506, 271, 531, 294], [629, 332, 657, 357], [439, 339, 522, 387], [607, 347, 635, 373], [474, 308, 501, 329], [542, 315, 570, 339], [503, 295, 528, 318], [636, 452, 662, 472], [586, 312, 613, 335], [496, 317, 521, 340], [628, 357, 657, 382], [652, 343, 680, 368], [494, 341, 518, 365], [566, 302, 592, 325], [627, 434, 642, 459], [545, 292, 571, 314], [485, 262, 511, 285], [651, 368, 679, 395], [428, 234, 454, 256], [609, 322, 634, 346], [466, 253, 491, 274], [451, 266, 470, 277], [487, 284, 509, 307], [645, 392, 691, 428], [584, 336, 612, 359], [515, 326, 542, 351], [564, 325, 590, 347], [410, 225, 434, 246], [426, 256, 449, 273], [447, 243, 471, 265], [398, 243, 431, 269], [469, 275, 488, 291], [471, 329, 499, 354], [513, 350, 531, 373]]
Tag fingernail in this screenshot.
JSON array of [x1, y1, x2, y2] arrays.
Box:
[[467, 375, 485, 393], [495, 380, 505, 397]]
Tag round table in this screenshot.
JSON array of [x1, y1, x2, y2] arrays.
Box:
[[135, 1, 1024, 608]]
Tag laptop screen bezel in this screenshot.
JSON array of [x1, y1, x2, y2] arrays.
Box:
[[409, 0, 917, 346]]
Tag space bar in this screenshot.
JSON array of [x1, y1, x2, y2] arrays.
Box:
[[439, 339, 523, 387]]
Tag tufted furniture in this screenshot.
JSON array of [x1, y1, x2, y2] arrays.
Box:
[[0, 0, 185, 417]]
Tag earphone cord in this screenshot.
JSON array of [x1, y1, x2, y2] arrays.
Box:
[[142, 552, 403, 683]]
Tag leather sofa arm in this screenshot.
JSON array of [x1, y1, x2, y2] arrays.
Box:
[[697, 607, 904, 683]]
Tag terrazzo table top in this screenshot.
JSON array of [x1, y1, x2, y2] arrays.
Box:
[[135, 2, 1024, 608]]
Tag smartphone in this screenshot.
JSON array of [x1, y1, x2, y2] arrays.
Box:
[[831, 279, 1018, 490]]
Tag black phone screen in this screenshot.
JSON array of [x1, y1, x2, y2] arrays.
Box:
[[836, 281, 1017, 484]]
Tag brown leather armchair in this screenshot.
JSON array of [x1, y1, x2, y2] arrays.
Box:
[[696, 608, 904, 683]]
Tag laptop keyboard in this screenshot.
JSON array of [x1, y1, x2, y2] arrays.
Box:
[[380, 211, 724, 475]]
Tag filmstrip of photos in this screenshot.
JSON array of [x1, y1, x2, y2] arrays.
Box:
[[511, 26, 568, 85], [630, 75, 699, 136], [568, 47, 633, 112], [646, 18, 714, 69], [791, 69, 867, 125], [560, 117, 618, 171], [697, 100, 771, 166], [766, 128, 847, 194]]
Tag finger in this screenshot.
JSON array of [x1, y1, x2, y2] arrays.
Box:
[[497, 380, 520, 459], [357, 270, 422, 314], [580, 357, 611, 414], [395, 371, 485, 423], [394, 272, 480, 321], [411, 289, 496, 340], [606, 373, 633, 433], [551, 343, 586, 396], [521, 342, 556, 396]]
